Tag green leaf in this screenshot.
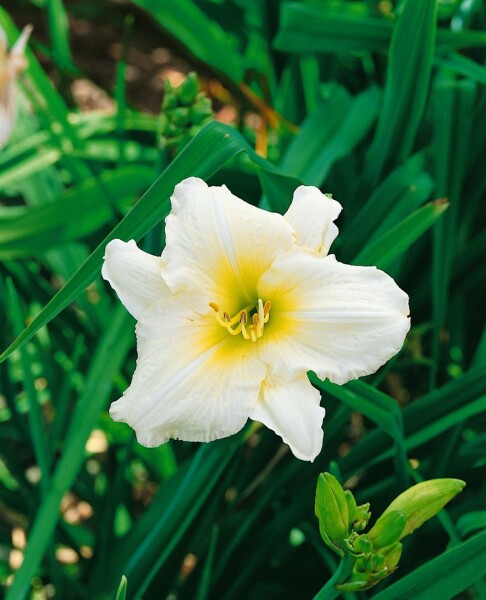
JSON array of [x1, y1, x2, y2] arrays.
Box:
[[274, 3, 486, 54], [130, 0, 244, 83], [115, 575, 128, 600], [282, 85, 380, 186], [364, 0, 437, 186], [353, 200, 449, 270], [6, 306, 134, 600], [46, 0, 75, 71], [0, 167, 153, 258], [373, 531, 486, 600]]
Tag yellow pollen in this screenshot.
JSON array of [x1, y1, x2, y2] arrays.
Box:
[[210, 299, 271, 342]]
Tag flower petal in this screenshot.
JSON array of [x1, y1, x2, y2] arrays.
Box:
[[110, 298, 267, 446], [284, 186, 342, 255], [250, 371, 325, 462], [102, 239, 167, 319], [162, 177, 296, 315], [258, 249, 410, 384]]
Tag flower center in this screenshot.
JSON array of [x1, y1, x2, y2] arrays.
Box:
[[209, 299, 271, 342]]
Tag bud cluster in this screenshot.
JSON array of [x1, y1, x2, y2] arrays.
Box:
[[159, 72, 213, 153], [315, 473, 465, 592]]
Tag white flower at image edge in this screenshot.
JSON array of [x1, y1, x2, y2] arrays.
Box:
[[102, 178, 410, 461], [0, 24, 32, 150]]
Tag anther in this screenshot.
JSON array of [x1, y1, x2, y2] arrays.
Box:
[[209, 302, 219, 312]]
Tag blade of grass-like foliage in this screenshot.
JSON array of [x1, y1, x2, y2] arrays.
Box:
[[94, 436, 243, 598], [114, 15, 134, 167], [47, 336, 84, 467], [430, 76, 475, 388], [456, 512, 486, 538], [299, 56, 320, 115], [0, 167, 153, 258], [46, 0, 74, 72], [115, 576, 128, 600], [281, 85, 380, 186], [6, 280, 50, 495], [0, 122, 301, 363], [273, 3, 486, 54], [0, 150, 61, 190], [130, 0, 244, 83], [195, 526, 219, 600], [373, 530, 486, 600], [340, 153, 432, 262], [353, 200, 448, 270], [437, 52, 486, 86], [339, 364, 486, 476], [364, 0, 437, 187], [6, 305, 133, 600], [311, 376, 408, 486]]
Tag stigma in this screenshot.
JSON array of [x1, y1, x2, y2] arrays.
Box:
[[210, 299, 271, 342]]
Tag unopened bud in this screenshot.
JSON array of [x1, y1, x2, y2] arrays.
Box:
[[171, 106, 190, 126], [344, 490, 357, 525], [370, 553, 385, 572], [382, 479, 465, 539], [353, 534, 372, 554], [315, 473, 349, 556], [354, 502, 371, 531], [367, 510, 407, 549], [178, 72, 199, 104], [382, 542, 402, 571]]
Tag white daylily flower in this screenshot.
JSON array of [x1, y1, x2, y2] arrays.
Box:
[[102, 178, 410, 461], [0, 24, 32, 150]]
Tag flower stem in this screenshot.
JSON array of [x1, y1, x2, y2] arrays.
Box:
[[313, 555, 356, 600]]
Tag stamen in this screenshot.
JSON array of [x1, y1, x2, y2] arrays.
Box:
[[215, 312, 227, 327], [240, 311, 250, 340], [226, 322, 242, 336], [211, 298, 271, 342]]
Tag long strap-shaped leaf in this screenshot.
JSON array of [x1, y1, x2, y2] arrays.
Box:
[[0, 121, 299, 363], [6, 306, 134, 600], [364, 0, 437, 187], [373, 530, 486, 600]]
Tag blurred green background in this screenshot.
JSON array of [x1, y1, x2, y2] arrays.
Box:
[[0, 0, 485, 598]]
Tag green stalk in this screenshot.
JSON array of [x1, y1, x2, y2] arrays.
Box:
[[313, 555, 356, 600]]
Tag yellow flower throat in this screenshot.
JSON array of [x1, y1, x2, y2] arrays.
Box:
[[210, 299, 271, 342]]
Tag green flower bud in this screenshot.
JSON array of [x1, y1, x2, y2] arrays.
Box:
[[159, 112, 170, 134], [367, 510, 407, 549], [162, 83, 177, 110], [382, 542, 402, 571], [371, 553, 385, 572], [354, 502, 371, 531], [382, 479, 465, 539], [352, 534, 372, 554], [315, 473, 350, 555], [178, 72, 200, 105], [190, 101, 213, 125], [344, 489, 357, 525], [170, 106, 190, 127]]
